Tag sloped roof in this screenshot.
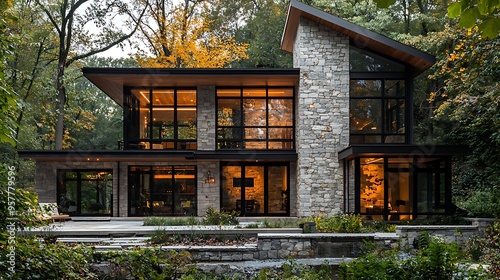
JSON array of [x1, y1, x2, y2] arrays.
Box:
[[281, 0, 435, 75], [83, 68, 300, 107]]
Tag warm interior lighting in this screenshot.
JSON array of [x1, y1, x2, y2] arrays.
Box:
[[204, 171, 215, 184], [140, 92, 150, 104], [154, 174, 194, 179], [139, 108, 196, 111]]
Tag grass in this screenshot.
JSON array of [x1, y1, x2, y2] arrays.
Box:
[[143, 216, 201, 226]]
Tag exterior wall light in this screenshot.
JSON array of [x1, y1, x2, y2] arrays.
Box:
[[204, 171, 215, 184]]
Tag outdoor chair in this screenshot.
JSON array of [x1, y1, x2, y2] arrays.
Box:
[[38, 203, 71, 222]]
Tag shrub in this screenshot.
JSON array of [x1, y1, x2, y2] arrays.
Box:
[[202, 207, 239, 226], [339, 233, 491, 280], [0, 188, 47, 232], [455, 189, 500, 218], [0, 237, 98, 280], [301, 213, 363, 233], [97, 248, 194, 279], [255, 258, 334, 280], [262, 218, 298, 228], [362, 220, 397, 233], [143, 216, 201, 226]]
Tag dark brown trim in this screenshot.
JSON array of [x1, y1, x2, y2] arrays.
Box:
[[338, 144, 468, 160], [281, 0, 435, 75], [83, 68, 300, 107], [18, 150, 298, 162]]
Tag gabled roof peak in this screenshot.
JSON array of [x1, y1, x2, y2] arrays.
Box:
[[281, 0, 435, 75]]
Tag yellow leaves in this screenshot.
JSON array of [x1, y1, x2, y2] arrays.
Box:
[[137, 1, 248, 68]]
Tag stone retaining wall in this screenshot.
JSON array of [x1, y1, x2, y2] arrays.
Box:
[[156, 233, 394, 262], [396, 225, 479, 247]]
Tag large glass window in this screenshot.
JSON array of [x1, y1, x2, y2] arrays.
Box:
[[216, 87, 294, 150], [221, 163, 289, 216], [344, 157, 450, 221], [350, 80, 406, 144], [57, 170, 113, 216], [127, 88, 197, 150], [349, 46, 408, 144], [129, 166, 197, 216]]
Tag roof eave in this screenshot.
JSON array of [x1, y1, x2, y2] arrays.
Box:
[[281, 0, 435, 75]]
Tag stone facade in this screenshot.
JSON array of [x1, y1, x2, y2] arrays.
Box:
[[35, 160, 120, 215], [293, 18, 350, 216], [197, 85, 216, 151], [32, 15, 352, 219], [397, 225, 480, 247]]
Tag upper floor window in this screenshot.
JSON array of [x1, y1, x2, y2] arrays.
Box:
[[216, 87, 294, 150], [127, 88, 197, 149], [350, 79, 406, 143], [350, 47, 409, 144], [350, 46, 406, 72]]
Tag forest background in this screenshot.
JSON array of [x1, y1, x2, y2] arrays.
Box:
[[0, 0, 499, 201]]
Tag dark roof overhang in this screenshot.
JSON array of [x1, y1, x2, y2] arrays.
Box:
[[281, 0, 435, 75], [83, 68, 300, 107], [338, 144, 468, 161], [18, 150, 297, 162]]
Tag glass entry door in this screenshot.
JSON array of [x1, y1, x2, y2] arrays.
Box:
[[387, 171, 412, 221], [57, 170, 113, 216], [221, 164, 289, 216], [129, 166, 197, 216]]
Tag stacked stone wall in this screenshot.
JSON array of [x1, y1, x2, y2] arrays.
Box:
[[293, 18, 350, 216]]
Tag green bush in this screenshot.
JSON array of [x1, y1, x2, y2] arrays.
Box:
[[455, 189, 500, 218], [143, 216, 201, 226], [97, 248, 195, 279], [262, 218, 298, 228], [0, 238, 98, 280], [301, 213, 363, 233], [202, 207, 239, 226], [255, 258, 334, 280], [362, 220, 397, 233], [338, 233, 491, 280], [478, 221, 500, 278]]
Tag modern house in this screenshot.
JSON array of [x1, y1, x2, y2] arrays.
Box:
[[19, 0, 466, 221]]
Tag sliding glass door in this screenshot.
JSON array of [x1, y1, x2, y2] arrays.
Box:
[[128, 166, 197, 216], [221, 163, 289, 216]]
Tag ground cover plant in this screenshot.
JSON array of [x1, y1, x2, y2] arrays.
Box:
[[338, 232, 492, 280], [143, 216, 201, 226]]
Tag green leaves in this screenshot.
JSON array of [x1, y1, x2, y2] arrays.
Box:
[[372, 0, 397, 8], [447, 0, 500, 38], [448, 2, 463, 18], [479, 18, 500, 38]]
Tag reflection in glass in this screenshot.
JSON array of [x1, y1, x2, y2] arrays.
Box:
[[350, 99, 382, 133], [350, 80, 382, 97], [360, 158, 384, 220], [350, 46, 406, 72], [217, 88, 294, 150], [58, 170, 113, 216], [129, 166, 196, 216]]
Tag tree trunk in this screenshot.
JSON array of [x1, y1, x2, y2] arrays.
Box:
[[54, 64, 66, 150]]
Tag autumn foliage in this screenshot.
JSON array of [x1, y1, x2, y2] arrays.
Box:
[[135, 1, 248, 68]]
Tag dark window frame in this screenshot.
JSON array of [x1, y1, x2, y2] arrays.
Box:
[[57, 169, 113, 216], [343, 157, 452, 220], [349, 78, 409, 144], [124, 87, 197, 150], [216, 87, 295, 150], [128, 165, 197, 217], [219, 162, 291, 217]]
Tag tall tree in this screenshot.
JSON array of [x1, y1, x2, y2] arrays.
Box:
[[134, 0, 248, 68], [0, 0, 19, 146], [7, 0, 54, 148], [373, 0, 500, 38], [232, 0, 292, 68], [34, 0, 147, 150]]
